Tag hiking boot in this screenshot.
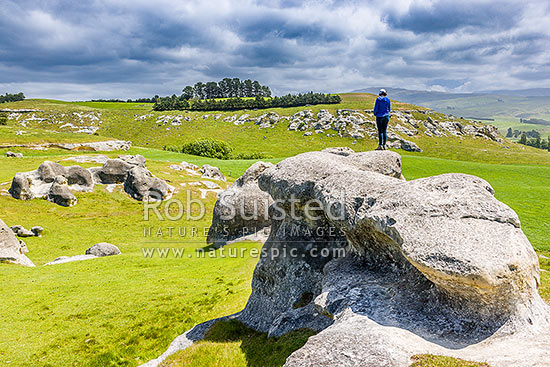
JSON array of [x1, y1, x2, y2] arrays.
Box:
[[375, 145, 383, 151]]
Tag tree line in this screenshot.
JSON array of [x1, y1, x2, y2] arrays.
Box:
[[153, 92, 341, 111], [506, 128, 540, 139], [518, 134, 550, 151], [0, 92, 25, 103], [182, 78, 271, 100]]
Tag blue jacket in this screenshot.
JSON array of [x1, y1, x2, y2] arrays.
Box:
[[373, 96, 391, 117]]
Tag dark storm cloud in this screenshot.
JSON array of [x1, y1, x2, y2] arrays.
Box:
[[0, 0, 549, 99], [385, 0, 523, 34]]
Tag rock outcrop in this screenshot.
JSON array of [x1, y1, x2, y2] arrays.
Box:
[[144, 148, 550, 367], [207, 161, 273, 247], [0, 218, 34, 267], [0, 140, 131, 151], [5, 151, 23, 158], [9, 155, 173, 206]]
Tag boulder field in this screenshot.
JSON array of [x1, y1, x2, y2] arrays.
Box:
[[144, 148, 550, 367], [8, 155, 173, 206]]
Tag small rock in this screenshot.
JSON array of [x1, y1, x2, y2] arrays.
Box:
[[31, 226, 43, 237], [85, 242, 121, 257], [10, 225, 35, 237], [200, 165, 226, 181], [5, 151, 23, 158]]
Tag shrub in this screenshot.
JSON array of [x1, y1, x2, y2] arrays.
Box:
[[181, 138, 233, 160]]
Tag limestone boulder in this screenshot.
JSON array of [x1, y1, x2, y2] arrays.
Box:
[[37, 161, 67, 183], [119, 154, 146, 167], [200, 164, 226, 181], [94, 159, 134, 184], [10, 225, 35, 237], [8, 173, 33, 200], [124, 166, 173, 201], [0, 218, 34, 267], [207, 161, 274, 248], [31, 226, 43, 237], [85, 242, 121, 257], [143, 149, 550, 367], [65, 166, 94, 187], [48, 176, 77, 207], [5, 151, 23, 158]]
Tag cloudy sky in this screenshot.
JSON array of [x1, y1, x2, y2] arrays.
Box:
[[1, 0, 549, 100]]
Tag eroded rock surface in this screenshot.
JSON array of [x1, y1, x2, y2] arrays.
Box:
[[0, 218, 34, 267], [9, 155, 173, 205], [207, 161, 274, 248], [144, 149, 549, 367]]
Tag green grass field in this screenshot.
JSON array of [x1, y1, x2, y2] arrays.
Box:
[[3, 94, 549, 165], [0, 94, 549, 366]]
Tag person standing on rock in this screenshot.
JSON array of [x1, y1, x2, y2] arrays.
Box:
[[373, 89, 391, 150]]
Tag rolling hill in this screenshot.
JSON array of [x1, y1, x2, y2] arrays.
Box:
[[353, 87, 550, 138]]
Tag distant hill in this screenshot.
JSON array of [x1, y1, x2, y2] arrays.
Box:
[[482, 88, 550, 97], [353, 87, 550, 119]]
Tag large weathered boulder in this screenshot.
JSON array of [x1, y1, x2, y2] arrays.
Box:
[[48, 176, 77, 207], [85, 242, 121, 257], [144, 149, 550, 367], [124, 166, 173, 201], [37, 161, 66, 183], [0, 218, 34, 267], [8, 173, 33, 200], [65, 166, 94, 187], [93, 158, 134, 184], [207, 161, 274, 248], [252, 150, 548, 366]]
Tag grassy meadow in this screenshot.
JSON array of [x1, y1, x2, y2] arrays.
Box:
[[0, 93, 549, 366]]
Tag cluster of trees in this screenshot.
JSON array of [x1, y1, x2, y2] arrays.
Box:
[[518, 134, 550, 151], [0, 92, 25, 103], [506, 128, 540, 139], [182, 78, 271, 100], [153, 92, 341, 111]]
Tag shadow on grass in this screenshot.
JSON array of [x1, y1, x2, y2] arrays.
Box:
[[163, 320, 316, 367]]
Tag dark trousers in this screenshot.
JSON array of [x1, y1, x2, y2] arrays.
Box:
[[376, 116, 389, 145]]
